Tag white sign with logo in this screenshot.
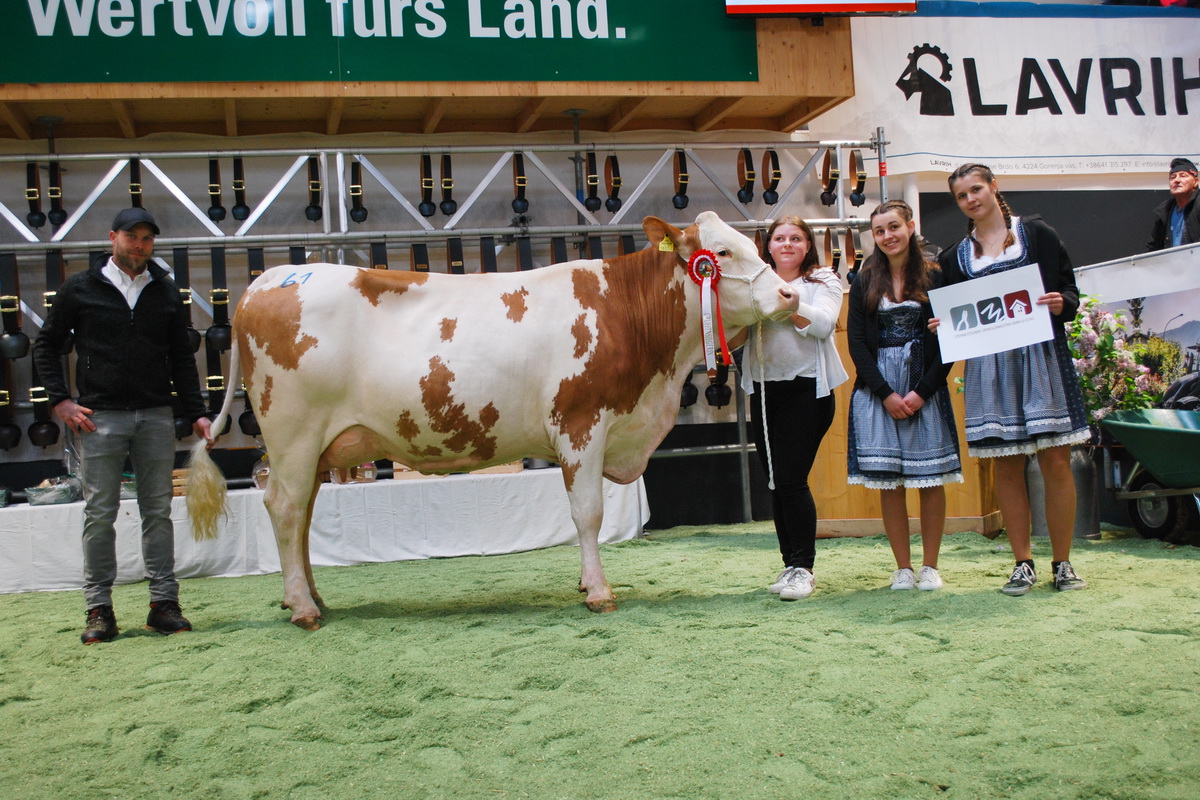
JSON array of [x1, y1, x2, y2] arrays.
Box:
[[809, 8, 1200, 176], [929, 264, 1053, 362]]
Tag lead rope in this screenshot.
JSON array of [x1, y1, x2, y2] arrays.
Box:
[[755, 322, 775, 490]]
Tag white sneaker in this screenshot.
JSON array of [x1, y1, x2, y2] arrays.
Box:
[[917, 565, 943, 591], [768, 567, 796, 594], [890, 568, 916, 590], [779, 568, 815, 600]]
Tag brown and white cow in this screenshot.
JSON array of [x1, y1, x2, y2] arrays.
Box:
[[187, 212, 798, 629]]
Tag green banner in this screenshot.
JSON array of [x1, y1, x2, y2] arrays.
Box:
[[6, 0, 757, 83]]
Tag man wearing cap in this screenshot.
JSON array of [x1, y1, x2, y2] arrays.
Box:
[[1147, 157, 1200, 251], [33, 208, 212, 644]]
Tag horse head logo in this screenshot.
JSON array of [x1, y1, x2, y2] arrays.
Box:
[[896, 44, 954, 116]]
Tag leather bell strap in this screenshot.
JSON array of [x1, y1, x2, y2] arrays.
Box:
[[418, 154, 435, 217], [618, 234, 637, 255], [44, 250, 73, 355], [370, 242, 388, 270], [446, 237, 465, 274], [672, 151, 689, 207], [686, 249, 732, 379], [846, 229, 864, 273], [848, 149, 867, 206], [823, 229, 842, 271], [819, 149, 839, 206], [479, 236, 498, 273], [27, 358, 59, 441], [173, 246, 201, 353], [0, 252, 26, 341], [550, 236, 568, 265], [0, 360, 19, 446], [516, 235, 534, 271], [26, 162, 45, 227], [207, 159, 226, 221], [411, 243, 430, 273], [248, 247, 265, 281], [761, 149, 781, 205], [512, 153, 529, 213], [288, 246, 307, 266], [231, 157, 250, 220], [128, 158, 143, 208], [209, 246, 230, 331], [305, 156, 322, 221], [48, 160, 66, 225], [584, 151, 601, 211], [736, 148, 755, 204], [604, 154, 622, 211], [349, 161, 367, 222], [440, 154, 456, 215], [587, 235, 603, 260], [204, 341, 226, 417]]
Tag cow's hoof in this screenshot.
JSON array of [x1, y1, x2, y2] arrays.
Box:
[[291, 615, 322, 631], [585, 597, 618, 613]]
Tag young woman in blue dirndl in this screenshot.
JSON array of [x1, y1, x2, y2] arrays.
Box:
[[935, 164, 1090, 595], [847, 200, 962, 591]]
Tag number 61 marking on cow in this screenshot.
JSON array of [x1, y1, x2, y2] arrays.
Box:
[[281, 271, 313, 287]]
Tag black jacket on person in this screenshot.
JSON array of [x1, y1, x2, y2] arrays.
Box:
[[937, 214, 1080, 339], [847, 264, 953, 402], [32, 254, 207, 421], [1147, 191, 1200, 251]]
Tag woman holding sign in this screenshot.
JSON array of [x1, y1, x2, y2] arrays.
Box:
[[737, 216, 848, 601], [934, 163, 1090, 595], [848, 200, 962, 591]]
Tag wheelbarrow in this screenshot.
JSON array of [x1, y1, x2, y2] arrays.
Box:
[[1100, 409, 1200, 542]]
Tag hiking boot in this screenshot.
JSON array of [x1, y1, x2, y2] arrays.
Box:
[[890, 568, 916, 591], [146, 601, 192, 635], [779, 568, 815, 600], [1002, 562, 1037, 596], [1053, 561, 1087, 591], [81, 606, 119, 645], [768, 567, 796, 594], [917, 566, 944, 591]]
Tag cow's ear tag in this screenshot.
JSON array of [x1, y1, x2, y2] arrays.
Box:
[[658, 238, 675, 252]]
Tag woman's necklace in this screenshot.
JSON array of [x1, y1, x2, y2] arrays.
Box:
[[974, 226, 1007, 252]]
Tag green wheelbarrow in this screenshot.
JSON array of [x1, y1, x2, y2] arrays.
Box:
[[1100, 409, 1200, 541]]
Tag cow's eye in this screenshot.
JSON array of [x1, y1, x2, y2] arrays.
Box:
[[716, 249, 729, 257]]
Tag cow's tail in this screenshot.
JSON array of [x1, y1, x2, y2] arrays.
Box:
[[185, 341, 242, 541]]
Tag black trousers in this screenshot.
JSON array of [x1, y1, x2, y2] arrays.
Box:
[[750, 376, 836, 571]]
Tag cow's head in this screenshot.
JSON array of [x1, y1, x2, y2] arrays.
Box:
[[643, 211, 798, 326]]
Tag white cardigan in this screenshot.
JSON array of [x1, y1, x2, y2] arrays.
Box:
[[739, 267, 849, 399]]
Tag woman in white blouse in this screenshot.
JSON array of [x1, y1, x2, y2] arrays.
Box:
[[738, 215, 848, 601]]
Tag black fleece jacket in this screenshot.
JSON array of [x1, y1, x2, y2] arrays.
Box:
[[847, 265, 953, 402], [32, 254, 207, 421], [1147, 191, 1200, 251]]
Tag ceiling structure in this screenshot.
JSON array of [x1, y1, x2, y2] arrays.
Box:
[[0, 18, 852, 143]]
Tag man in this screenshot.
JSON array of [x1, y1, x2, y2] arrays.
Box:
[[1147, 157, 1200, 251], [33, 208, 212, 644]]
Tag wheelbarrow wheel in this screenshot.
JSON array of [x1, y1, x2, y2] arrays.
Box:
[[1126, 472, 1198, 543]]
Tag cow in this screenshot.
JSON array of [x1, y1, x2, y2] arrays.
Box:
[[187, 212, 799, 629]]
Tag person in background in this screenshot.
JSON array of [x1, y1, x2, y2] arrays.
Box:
[[32, 208, 212, 644], [735, 215, 848, 601], [932, 164, 1090, 595], [1147, 157, 1199, 251], [847, 200, 962, 591]]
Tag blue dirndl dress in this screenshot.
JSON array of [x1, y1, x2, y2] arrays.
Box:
[[955, 221, 1090, 458], [847, 298, 963, 490]]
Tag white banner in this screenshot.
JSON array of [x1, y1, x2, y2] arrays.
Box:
[[930, 264, 1052, 362], [809, 6, 1200, 177], [1075, 242, 1200, 302]]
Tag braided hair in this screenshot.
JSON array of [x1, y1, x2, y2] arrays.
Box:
[[858, 200, 936, 314], [947, 163, 1015, 257]]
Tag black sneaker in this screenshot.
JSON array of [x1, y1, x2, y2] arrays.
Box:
[[81, 606, 119, 644], [1053, 561, 1087, 591], [1001, 562, 1037, 596], [146, 601, 192, 635]]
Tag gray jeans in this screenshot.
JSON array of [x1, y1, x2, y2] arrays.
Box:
[[79, 407, 179, 608]]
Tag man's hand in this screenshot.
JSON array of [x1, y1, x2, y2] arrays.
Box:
[[193, 416, 215, 450], [53, 399, 96, 434]]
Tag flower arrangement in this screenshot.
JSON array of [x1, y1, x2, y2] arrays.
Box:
[[1066, 296, 1165, 422]]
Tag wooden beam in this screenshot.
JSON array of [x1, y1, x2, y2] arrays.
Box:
[[110, 100, 136, 138], [605, 97, 649, 133], [776, 96, 846, 133], [0, 101, 32, 140], [223, 99, 238, 137], [692, 97, 745, 133], [515, 98, 551, 133], [421, 98, 447, 135], [326, 97, 344, 136]]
